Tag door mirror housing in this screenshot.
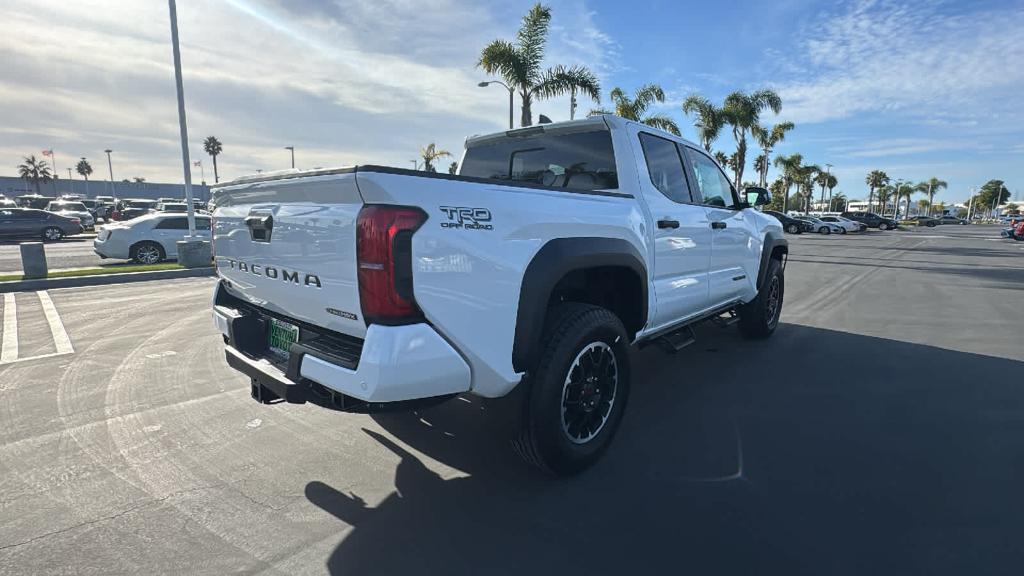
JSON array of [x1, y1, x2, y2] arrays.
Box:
[[744, 187, 771, 207]]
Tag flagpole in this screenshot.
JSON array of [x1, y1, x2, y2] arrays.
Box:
[[50, 149, 59, 195]]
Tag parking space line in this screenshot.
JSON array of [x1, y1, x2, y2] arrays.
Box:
[[1, 293, 17, 363], [38, 290, 74, 355]]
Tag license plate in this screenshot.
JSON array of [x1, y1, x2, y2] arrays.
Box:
[[267, 317, 299, 359]]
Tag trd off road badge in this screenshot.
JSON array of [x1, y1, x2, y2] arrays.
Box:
[[439, 206, 493, 230]]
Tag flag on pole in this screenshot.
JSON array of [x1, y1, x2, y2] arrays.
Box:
[[193, 160, 202, 167], [42, 149, 53, 157]]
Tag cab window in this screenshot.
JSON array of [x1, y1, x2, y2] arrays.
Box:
[[684, 148, 736, 209], [638, 132, 692, 203]]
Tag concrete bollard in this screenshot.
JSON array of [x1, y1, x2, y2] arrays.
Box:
[[20, 243, 48, 279], [176, 239, 212, 269]]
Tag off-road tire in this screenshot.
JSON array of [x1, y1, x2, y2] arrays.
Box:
[[739, 258, 784, 339], [513, 303, 631, 476]]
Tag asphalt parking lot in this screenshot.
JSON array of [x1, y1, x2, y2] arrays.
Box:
[[1, 225, 1022, 575], [0, 236, 129, 273]]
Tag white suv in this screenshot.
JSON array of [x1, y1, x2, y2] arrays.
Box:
[[94, 212, 211, 264]]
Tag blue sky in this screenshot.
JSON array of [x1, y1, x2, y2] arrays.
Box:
[[1, 0, 1021, 204]]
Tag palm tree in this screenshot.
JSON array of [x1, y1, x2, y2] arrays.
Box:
[[773, 153, 803, 213], [797, 164, 820, 213], [751, 121, 795, 187], [17, 155, 53, 194], [829, 191, 848, 212], [133, 176, 146, 183], [590, 84, 679, 135], [918, 177, 947, 216], [681, 95, 724, 151], [814, 170, 837, 212], [76, 158, 93, 195], [203, 136, 223, 183], [447, 162, 459, 175], [721, 89, 783, 189], [895, 182, 916, 218], [419, 143, 452, 173], [478, 4, 600, 127], [876, 185, 893, 215], [865, 170, 888, 213], [714, 151, 730, 169]]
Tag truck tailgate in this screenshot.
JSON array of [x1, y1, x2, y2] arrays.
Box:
[[212, 171, 366, 339]]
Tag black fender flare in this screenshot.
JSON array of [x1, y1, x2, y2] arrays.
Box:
[[512, 237, 647, 373], [756, 231, 788, 290]]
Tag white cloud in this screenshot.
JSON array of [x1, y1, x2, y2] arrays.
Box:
[[0, 0, 617, 183], [775, 0, 1024, 125]]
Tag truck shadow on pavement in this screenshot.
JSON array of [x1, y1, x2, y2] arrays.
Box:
[[306, 324, 1024, 576]]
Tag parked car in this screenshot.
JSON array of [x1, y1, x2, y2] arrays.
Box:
[[0, 208, 83, 241], [0, 198, 15, 208], [841, 211, 899, 230], [907, 215, 940, 227], [112, 199, 159, 221], [937, 215, 968, 225], [46, 200, 95, 230], [211, 115, 789, 475], [818, 215, 862, 233], [764, 210, 811, 234], [795, 215, 844, 235], [156, 202, 189, 213], [15, 194, 56, 210], [94, 212, 212, 264]]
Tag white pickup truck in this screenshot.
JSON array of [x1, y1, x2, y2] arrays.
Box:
[[211, 115, 787, 475]]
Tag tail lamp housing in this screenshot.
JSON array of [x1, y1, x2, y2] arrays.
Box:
[[356, 205, 427, 325]]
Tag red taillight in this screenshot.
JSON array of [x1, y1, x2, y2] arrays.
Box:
[[356, 205, 426, 325], [111, 210, 121, 221]]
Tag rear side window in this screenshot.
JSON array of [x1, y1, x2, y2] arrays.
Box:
[[196, 218, 211, 230], [155, 217, 188, 230], [638, 133, 692, 203], [460, 130, 618, 191]]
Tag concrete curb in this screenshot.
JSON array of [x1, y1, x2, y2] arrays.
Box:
[[0, 267, 216, 293]]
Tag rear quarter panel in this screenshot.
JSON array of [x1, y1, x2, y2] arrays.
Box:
[[355, 171, 647, 397]]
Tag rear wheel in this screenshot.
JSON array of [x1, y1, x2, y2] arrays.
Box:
[[879, 222, 890, 231], [739, 258, 784, 339], [130, 241, 165, 265], [41, 227, 64, 242], [513, 303, 631, 476], [839, 227, 847, 234]]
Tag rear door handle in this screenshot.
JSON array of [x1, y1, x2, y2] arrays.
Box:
[[657, 219, 680, 229], [711, 221, 727, 230]]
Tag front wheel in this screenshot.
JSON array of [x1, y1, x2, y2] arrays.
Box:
[[739, 258, 784, 339], [786, 223, 800, 234], [819, 226, 831, 235], [879, 222, 890, 231], [839, 227, 847, 235], [41, 227, 64, 242], [513, 303, 631, 476]]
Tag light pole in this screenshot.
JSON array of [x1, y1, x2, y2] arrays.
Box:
[[167, 0, 200, 248], [891, 179, 901, 219], [67, 168, 74, 196], [409, 160, 419, 171], [478, 80, 514, 129], [104, 149, 115, 199], [285, 146, 295, 169], [820, 163, 831, 212]]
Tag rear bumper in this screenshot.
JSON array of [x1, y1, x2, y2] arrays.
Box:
[[212, 292, 471, 407]]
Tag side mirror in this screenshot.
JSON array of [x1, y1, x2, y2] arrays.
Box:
[[745, 186, 771, 207]]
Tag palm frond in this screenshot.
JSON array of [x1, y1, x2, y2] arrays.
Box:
[[478, 40, 527, 87], [633, 84, 666, 114], [752, 89, 782, 115], [533, 64, 600, 102], [642, 115, 680, 136], [514, 3, 551, 80]]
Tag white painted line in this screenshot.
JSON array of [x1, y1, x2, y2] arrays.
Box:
[[0, 350, 73, 366], [37, 290, 74, 355], [1, 293, 17, 363]]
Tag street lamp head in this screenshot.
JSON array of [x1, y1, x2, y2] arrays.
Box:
[[104, 149, 112, 154], [477, 81, 490, 87], [284, 146, 294, 150]]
